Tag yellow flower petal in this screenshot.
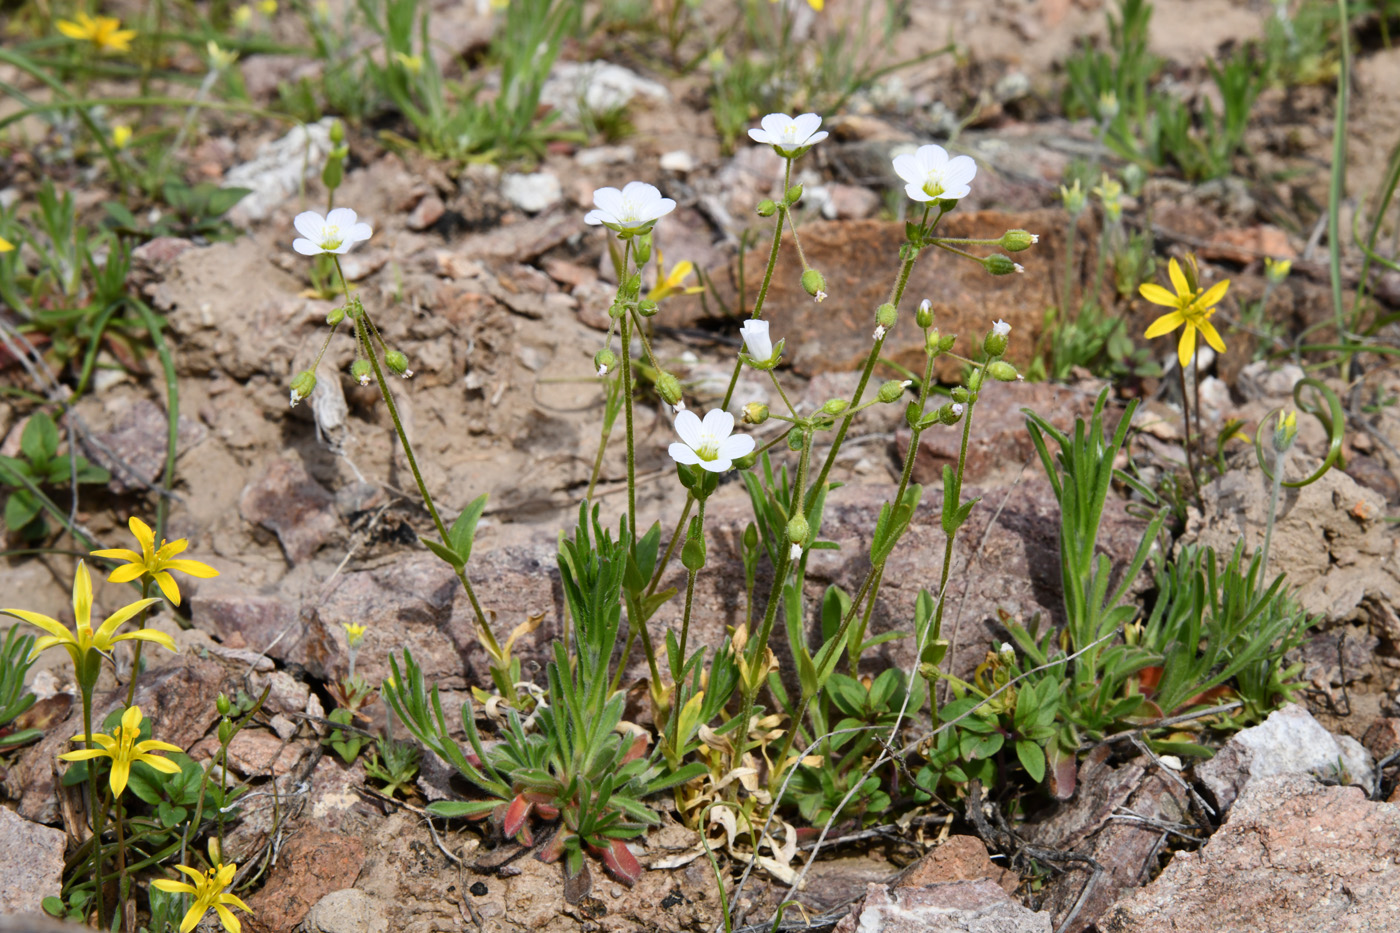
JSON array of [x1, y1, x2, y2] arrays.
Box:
[[1, 608, 73, 642], [110, 757, 132, 797], [129, 516, 157, 562], [215, 904, 242, 933], [56, 16, 92, 40], [110, 628, 178, 654], [107, 563, 147, 584], [153, 571, 182, 606], [1144, 310, 1184, 339], [1198, 318, 1226, 353], [1138, 283, 1180, 308], [121, 705, 143, 733], [151, 880, 197, 895], [156, 538, 190, 559], [220, 894, 253, 914], [1177, 324, 1198, 369], [174, 865, 206, 882], [92, 547, 143, 563], [178, 904, 202, 933], [1197, 279, 1229, 311], [1168, 257, 1188, 297], [58, 747, 111, 761], [163, 559, 219, 578], [136, 752, 184, 773], [73, 562, 93, 630], [92, 597, 162, 646], [0, 236, 13, 252]]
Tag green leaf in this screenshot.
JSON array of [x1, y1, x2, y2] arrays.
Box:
[[5, 490, 41, 531], [427, 799, 500, 819], [21, 412, 58, 464], [1016, 739, 1046, 783], [42, 897, 64, 918], [420, 536, 464, 570], [447, 494, 488, 564]]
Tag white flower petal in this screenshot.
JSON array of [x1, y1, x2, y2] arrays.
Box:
[[760, 113, 793, 139], [748, 127, 772, 144], [646, 197, 676, 223], [346, 222, 373, 244], [904, 183, 933, 203], [805, 130, 829, 146], [293, 211, 324, 241], [701, 408, 734, 438], [942, 183, 971, 201], [792, 113, 822, 141], [326, 207, 359, 229], [944, 155, 978, 186], [620, 181, 660, 208], [916, 145, 949, 173], [717, 434, 754, 460], [891, 153, 921, 187], [699, 458, 730, 473], [583, 209, 610, 226], [591, 186, 626, 219], [740, 319, 772, 359], [668, 443, 701, 465], [292, 238, 322, 255], [674, 409, 703, 449]]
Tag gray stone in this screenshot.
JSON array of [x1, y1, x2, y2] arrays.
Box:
[[1237, 360, 1305, 402], [501, 172, 562, 214], [301, 888, 390, 933], [834, 880, 1052, 933], [0, 807, 66, 914], [1196, 703, 1376, 813], [540, 62, 668, 122], [223, 119, 336, 224]]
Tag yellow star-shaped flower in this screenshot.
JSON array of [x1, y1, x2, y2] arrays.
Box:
[[152, 863, 253, 933], [58, 705, 182, 798], [1140, 256, 1230, 368], [647, 252, 704, 303], [0, 236, 13, 252], [92, 516, 219, 606], [56, 13, 137, 54], [1, 561, 168, 672]]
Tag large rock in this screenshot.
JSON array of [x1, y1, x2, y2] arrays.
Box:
[[240, 458, 342, 565], [246, 828, 366, 933], [1196, 704, 1375, 814], [1101, 774, 1400, 933], [0, 807, 66, 914], [833, 879, 1052, 933]]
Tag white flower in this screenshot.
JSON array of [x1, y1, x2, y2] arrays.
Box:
[[292, 208, 373, 255], [289, 390, 301, 408], [951, 402, 965, 417], [584, 182, 675, 231], [789, 543, 803, 561], [892, 145, 977, 203], [813, 289, 827, 303], [873, 325, 886, 341], [668, 408, 754, 473], [358, 373, 371, 386], [673, 399, 686, 413], [597, 363, 609, 377], [992, 320, 1011, 337], [740, 319, 772, 361], [748, 112, 829, 154]]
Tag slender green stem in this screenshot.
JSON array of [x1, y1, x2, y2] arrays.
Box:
[[769, 369, 798, 418], [1331, 0, 1352, 373], [647, 495, 693, 597], [80, 683, 105, 929], [1176, 359, 1203, 507], [677, 497, 706, 670], [114, 793, 128, 933], [122, 578, 151, 709], [621, 305, 638, 548]]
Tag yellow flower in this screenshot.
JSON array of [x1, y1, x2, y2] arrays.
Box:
[[392, 51, 423, 75], [1265, 256, 1292, 284], [58, 705, 182, 798], [56, 13, 137, 54], [233, 4, 253, 27], [112, 125, 133, 149], [257, 0, 278, 14], [342, 623, 366, 648], [0, 237, 12, 253], [206, 41, 239, 71], [647, 252, 704, 303], [152, 863, 252, 933], [1, 561, 168, 672], [91, 516, 220, 606], [1140, 256, 1229, 368]]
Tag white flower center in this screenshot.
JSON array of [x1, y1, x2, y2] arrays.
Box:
[[779, 123, 801, 144], [616, 198, 642, 223], [921, 172, 946, 199], [319, 223, 344, 250]]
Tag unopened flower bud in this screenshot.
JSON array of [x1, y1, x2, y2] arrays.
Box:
[[821, 398, 850, 415], [633, 232, 652, 266], [950, 386, 969, 403], [656, 371, 684, 410], [756, 199, 778, 217], [983, 254, 1023, 276], [984, 320, 1011, 357], [345, 297, 363, 319], [327, 305, 346, 325], [1060, 179, 1086, 217], [877, 379, 909, 404], [743, 522, 759, 551], [937, 334, 956, 353], [329, 118, 345, 145], [637, 299, 660, 317], [1265, 257, 1292, 285], [787, 427, 804, 450], [916, 299, 934, 329], [594, 347, 616, 376], [786, 514, 809, 546], [967, 370, 984, 392], [1098, 90, 1120, 121], [1000, 229, 1038, 252], [785, 184, 803, 205], [1273, 409, 1298, 453], [733, 452, 757, 470], [351, 359, 372, 385], [218, 719, 234, 745], [941, 402, 965, 425], [743, 401, 769, 424], [925, 328, 943, 355], [876, 302, 897, 330], [385, 349, 411, 377], [289, 370, 316, 408], [802, 269, 826, 301], [988, 360, 1021, 382], [216, 694, 232, 716]]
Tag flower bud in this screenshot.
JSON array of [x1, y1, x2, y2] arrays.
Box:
[[982, 254, 1023, 276], [1098, 90, 1120, 121], [787, 428, 804, 451], [1061, 179, 1086, 216], [733, 451, 757, 470], [1000, 229, 1038, 252], [327, 305, 346, 326], [681, 531, 706, 572], [988, 360, 1021, 382], [984, 320, 1011, 357], [385, 350, 411, 377], [938, 334, 956, 353], [345, 296, 364, 319], [636, 299, 660, 317], [216, 694, 232, 716], [655, 372, 684, 409], [801, 269, 826, 301], [940, 402, 965, 425], [329, 118, 345, 145], [877, 379, 909, 404], [594, 347, 616, 376], [743, 522, 759, 551], [786, 514, 809, 546], [916, 299, 934, 329], [925, 328, 943, 355], [742, 401, 769, 424], [289, 370, 317, 408], [785, 184, 804, 205], [1272, 409, 1298, 454], [951, 387, 969, 403], [218, 718, 234, 745], [632, 232, 652, 267], [609, 300, 625, 320], [811, 399, 843, 417], [967, 370, 984, 392], [1265, 257, 1292, 285], [756, 199, 778, 217], [876, 303, 898, 330], [351, 359, 372, 385]]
